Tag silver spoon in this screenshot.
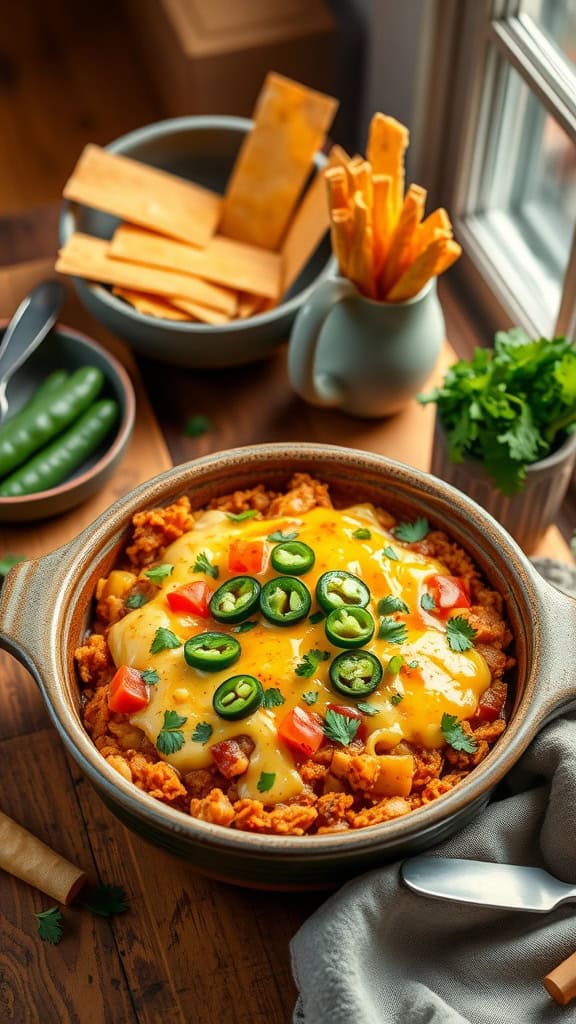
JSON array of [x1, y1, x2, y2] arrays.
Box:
[[0, 280, 66, 422], [401, 856, 576, 913]]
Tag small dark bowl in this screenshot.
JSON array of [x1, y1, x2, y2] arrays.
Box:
[[59, 116, 333, 368], [0, 322, 135, 521]]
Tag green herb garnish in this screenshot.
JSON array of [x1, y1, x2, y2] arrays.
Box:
[[446, 616, 476, 652], [184, 414, 212, 437], [125, 592, 148, 609], [390, 692, 404, 705], [191, 722, 213, 744], [295, 649, 330, 678], [141, 669, 160, 686], [357, 702, 381, 716], [378, 595, 409, 615], [421, 593, 436, 611], [302, 691, 318, 705], [394, 517, 430, 542], [226, 510, 259, 522], [34, 906, 63, 944], [156, 710, 187, 754], [267, 529, 299, 542], [257, 771, 276, 793], [0, 553, 25, 577], [150, 627, 182, 654], [441, 712, 478, 753], [80, 884, 129, 917], [232, 620, 258, 633], [382, 545, 399, 561], [378, 617, 408, 644], [352, 528, 371, 540], [193, 551, 219, 579], [418, 328, 576, 495], [144, 563, 174, 584], [263, 687, 285, 708], [323, 709, 360, 746]]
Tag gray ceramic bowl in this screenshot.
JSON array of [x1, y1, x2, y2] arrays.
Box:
[[0, 444, 575, 889], [59, 116, 333, 368], [0, 322, 135, 521]]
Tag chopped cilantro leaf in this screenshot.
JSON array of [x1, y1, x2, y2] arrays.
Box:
[[150, 627, 182, 654], [80, 884, 129, 917], [184, 414, 212, 437], [390, 692, 404, 705], [295, 648, 330, 678], [323, 709, 360, 746], [232, 620, 258, 633], [441, 712, 478, 753], [226, 510, 259, 522], [352, 528, 371, 540], [309, 610, 326, 624], [193, 551, 219, 579], [382, 545, 399, 561], [302, 691, 318, 705], [156, 709, 187, 754], [257, 771, 276, 793], [0, 553, 25, 578], [378, 617, 408, 644], [141, 669, 160, 686], [191, 721, 213, 744], [393, 517, 430, 542], [446, 616, 476, 652], [378, 595, 409, 615], [421, 593, 436, 611], [263, 687, 285, 708], [125, 592, 148, 609], [144, 563, 174, 584], [267, 530, 298, 542], [357, 702, 381, 716], [34, 906, 63, 944]]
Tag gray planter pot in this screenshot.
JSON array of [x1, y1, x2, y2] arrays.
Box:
[[430, 417, 576, 552]]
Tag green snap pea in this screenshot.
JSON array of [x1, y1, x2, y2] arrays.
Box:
[[18, 371, 70, 415], [0, 365, 104, 477], [0, 399, 118, 496]]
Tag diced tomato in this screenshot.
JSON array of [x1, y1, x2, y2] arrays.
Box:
[[228, 540, 265, 575], [327, 703, 367, 741], [210, 739, 249, 779], [278, 706, 324, 759], [475, 681, 507, 722], [108, 666, 150, 714], [167, 581, 213, 617], [424, 574, 471, 616]]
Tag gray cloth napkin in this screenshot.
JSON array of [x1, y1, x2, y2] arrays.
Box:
[[292, 560, 576, 1023], [291, 714, 576, 1023]]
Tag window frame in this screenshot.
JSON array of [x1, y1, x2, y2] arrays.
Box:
[[415, 0, 576, 342]]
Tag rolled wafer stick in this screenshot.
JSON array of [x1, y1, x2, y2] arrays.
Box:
[[543, 950, 576, 1005], [0, 810, 87, 905]]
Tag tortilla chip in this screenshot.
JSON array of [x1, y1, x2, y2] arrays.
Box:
[[63, 144, 221, 248], [113, 287, 192, 321], [220, 72, 338, 250]]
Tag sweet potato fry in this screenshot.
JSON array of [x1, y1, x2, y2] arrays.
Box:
[[326, 144, 352, 170], [380, 184, 427, 295], [367, 114, 409, 225], [348, 193, 376, 299], [372, 174, 392, 276], [325, 167, 349, 213], [330, 207, 353, 277], [385, 237, 462, 302], [348, 160, 373, 208]]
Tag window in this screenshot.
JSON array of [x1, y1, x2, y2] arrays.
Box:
[[418, 0, 576, 342]]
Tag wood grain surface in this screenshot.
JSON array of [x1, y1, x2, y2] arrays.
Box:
[[0, 257, 572, 1024]]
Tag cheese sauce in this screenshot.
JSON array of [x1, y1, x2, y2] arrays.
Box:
[[108, 505, 490, 803]]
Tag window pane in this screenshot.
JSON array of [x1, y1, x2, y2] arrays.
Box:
[[469, 59, 576, 336], [521, 0, 576, 67]]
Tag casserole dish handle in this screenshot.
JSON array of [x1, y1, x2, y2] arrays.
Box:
[[526, 572, 576, 729], [0, 545, 80, 687]]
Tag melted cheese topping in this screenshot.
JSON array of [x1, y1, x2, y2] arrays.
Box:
[[108, 505, 490, 803]]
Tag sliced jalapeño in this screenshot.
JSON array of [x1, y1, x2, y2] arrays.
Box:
[[270, 540, 315, 576], [184, 632, 241, 672], [260, 576, 311, 625], [316, 571, 370, 613], [209, 575, 261, 624], [213, 674, 264, 720], [325, 606, 375, 649], [329, 650, 382, 697]]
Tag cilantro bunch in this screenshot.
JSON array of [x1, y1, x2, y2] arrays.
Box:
[[418, 328, 576, 495]]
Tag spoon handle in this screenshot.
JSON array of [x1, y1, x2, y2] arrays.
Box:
[[0, 280, 65, 396]]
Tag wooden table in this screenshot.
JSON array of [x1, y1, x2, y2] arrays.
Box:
[[0, 254, 571, 1024]]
